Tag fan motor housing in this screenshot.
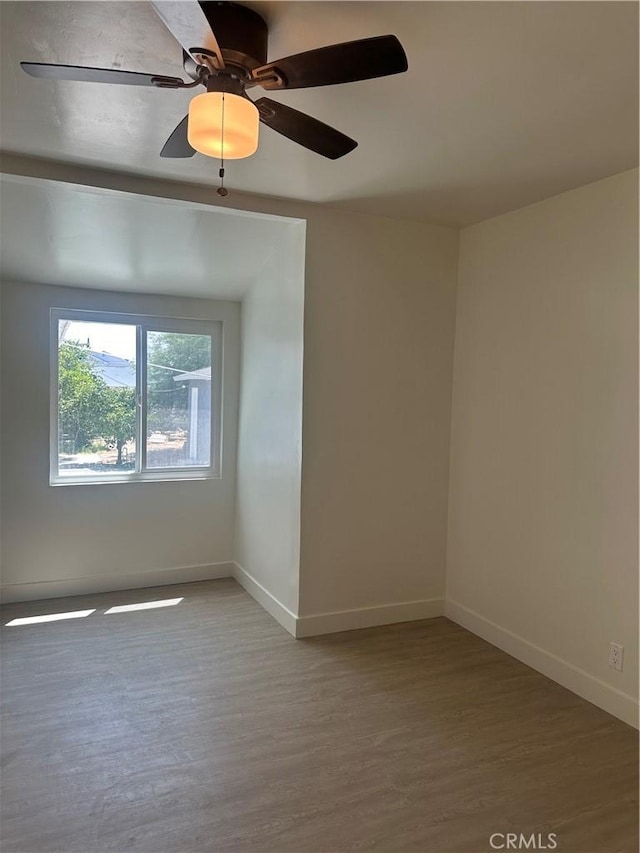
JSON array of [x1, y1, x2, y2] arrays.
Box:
[[200, 2, 268, 70]]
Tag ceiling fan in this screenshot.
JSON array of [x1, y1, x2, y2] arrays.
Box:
[[20, 0, 409, 163]]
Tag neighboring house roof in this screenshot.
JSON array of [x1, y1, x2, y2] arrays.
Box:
[[88, 351, 136, 388], [173, 366, 211, 382]]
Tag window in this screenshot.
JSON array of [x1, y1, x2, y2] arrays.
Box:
[[51, 309, 222, 484]]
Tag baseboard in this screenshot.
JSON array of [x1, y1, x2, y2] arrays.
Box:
[[445, 599, 639, 729], [231, 563, 444, 639], [232, 562, 298, 637], [0, 562, 234, 603], [296, 598, 445, 638]]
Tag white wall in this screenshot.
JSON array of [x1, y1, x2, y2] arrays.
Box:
[[233, 220, 306, 623], [446, 170, 639, 726], [0, 280, 240, 601], [298, 209, 460, 627], [233, 205, 459, 636]]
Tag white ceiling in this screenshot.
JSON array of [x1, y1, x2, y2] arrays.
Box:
[[0, 175, 291, 298], [0, 1, 638, 226]]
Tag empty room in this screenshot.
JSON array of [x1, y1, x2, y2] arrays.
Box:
[[0, 2, 638, 852]]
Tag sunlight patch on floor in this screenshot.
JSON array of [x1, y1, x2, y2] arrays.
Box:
[[104, 598, 184, 614], [5, 609, 96, 626]]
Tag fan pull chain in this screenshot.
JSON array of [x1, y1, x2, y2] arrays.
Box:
[[217, 91, 229, 197]]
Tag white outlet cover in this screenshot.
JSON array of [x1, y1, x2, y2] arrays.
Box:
[[608, 642, 624, 672]]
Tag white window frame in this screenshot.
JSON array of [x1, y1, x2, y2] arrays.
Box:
[[50, 308, 223, 486]]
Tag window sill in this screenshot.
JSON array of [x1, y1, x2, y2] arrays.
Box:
[[50, 471, 220, 486]]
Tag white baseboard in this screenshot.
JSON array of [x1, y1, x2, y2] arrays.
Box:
[[296, 598, 445, 638], [0, 562, 234, 603], [445, 599, 639, 729], [231, 563, 443, 639], [232, 562, 298, 637]]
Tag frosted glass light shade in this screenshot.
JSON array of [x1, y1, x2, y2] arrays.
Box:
[[187, 92, 259, 159]]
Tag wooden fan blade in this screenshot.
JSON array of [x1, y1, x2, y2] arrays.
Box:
[[255, 98, 357, 159], [21, 62, 184, 87], [160, 116, 196, 158], [252, 35, 407, 90]]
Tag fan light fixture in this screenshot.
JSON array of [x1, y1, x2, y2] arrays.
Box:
[[187, 91, 259, 159], [20, 0, 410, 180]]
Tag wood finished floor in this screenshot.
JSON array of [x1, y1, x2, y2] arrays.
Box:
[[1, 579, 637, 853]]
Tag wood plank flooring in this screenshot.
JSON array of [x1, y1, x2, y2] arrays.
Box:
[[1, 579, 638, 853]]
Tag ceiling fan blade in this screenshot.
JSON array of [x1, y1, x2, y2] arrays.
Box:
[[21, 62, 184, 87], [252, 34, 407, 90], [150, 1, 224, 68], [255, 98, 357, 160], [182, 49, 201, 81], [160, 116, 195, 158]]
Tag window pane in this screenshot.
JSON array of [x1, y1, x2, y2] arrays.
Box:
[[146, 332, 212, 469], [57, 320, 137, 477]]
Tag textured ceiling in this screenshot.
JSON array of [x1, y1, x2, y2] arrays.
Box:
[[0, 1, 638, 225]]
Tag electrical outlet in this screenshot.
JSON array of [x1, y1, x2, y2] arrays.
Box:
[[608, 642, 624, 672]]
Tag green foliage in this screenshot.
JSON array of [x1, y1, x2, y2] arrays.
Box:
[[59, 332, 210, 464], [101, 387, 137, 465], [147, 332, 211, 433], [58, 343, 108, 454], [148, 332, 210, 393], [58, 342, 136, 466]]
